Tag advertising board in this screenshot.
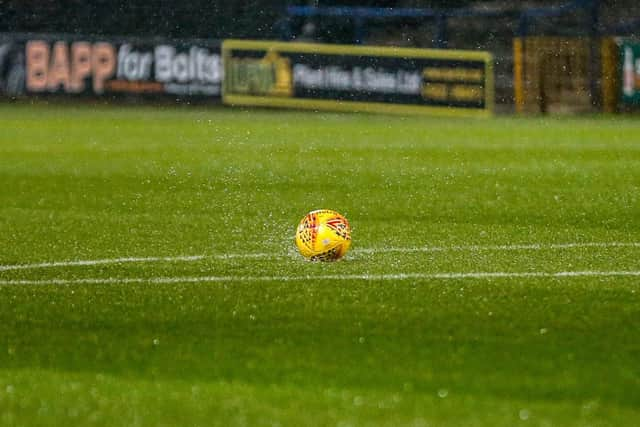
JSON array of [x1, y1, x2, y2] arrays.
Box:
[[621, 39, 640, 105], [0, 34, 222, 100], [223, 40, 494, 117]]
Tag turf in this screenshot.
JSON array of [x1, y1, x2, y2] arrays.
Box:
[[0, 103, 639, 426]]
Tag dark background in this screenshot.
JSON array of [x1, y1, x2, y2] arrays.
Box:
[[1, 0, 638, 106], [0, 1, 637, 41]]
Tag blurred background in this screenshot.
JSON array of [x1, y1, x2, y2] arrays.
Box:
[[1, 0, 639, 112], [2, 1, 638, 42]]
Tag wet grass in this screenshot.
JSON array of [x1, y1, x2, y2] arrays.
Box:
[[1, 103, 639, 426]]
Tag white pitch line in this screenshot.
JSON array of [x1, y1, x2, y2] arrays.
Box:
[[0, 253, 271, 272], [352, 241, 640, 254], [1, 241, 639, 272], [0, 255, 206, 272], [1, 270, 640, 286]]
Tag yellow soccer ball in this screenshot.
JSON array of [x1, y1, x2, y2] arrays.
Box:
[[295, 209, 351, 261]]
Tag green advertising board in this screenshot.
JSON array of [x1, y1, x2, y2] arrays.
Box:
[[621, 39, 640, 105]]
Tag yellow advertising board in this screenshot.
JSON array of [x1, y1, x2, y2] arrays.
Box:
[[223, 40, 494, 117]]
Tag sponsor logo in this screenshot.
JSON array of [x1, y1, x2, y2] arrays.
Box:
[[293, 64, 421, 95], [24, 39, 222, 97], [0, 42, 25, 95], [225, 51, 292, 97], [26, 40, 116, 93]]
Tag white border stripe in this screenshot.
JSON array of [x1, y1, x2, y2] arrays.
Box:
[[1, 270, 640, 286], [1, 242, 639, 272]]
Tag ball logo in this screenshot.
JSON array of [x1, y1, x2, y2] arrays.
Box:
[[295, 209, 351, 261]]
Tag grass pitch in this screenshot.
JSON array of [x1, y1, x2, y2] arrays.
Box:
[[0, 103, 639, 426]]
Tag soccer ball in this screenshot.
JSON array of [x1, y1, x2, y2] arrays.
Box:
[[295, 209, 351, 261]]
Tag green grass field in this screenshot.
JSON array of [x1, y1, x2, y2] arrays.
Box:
[[1, 103, 639, 426]]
